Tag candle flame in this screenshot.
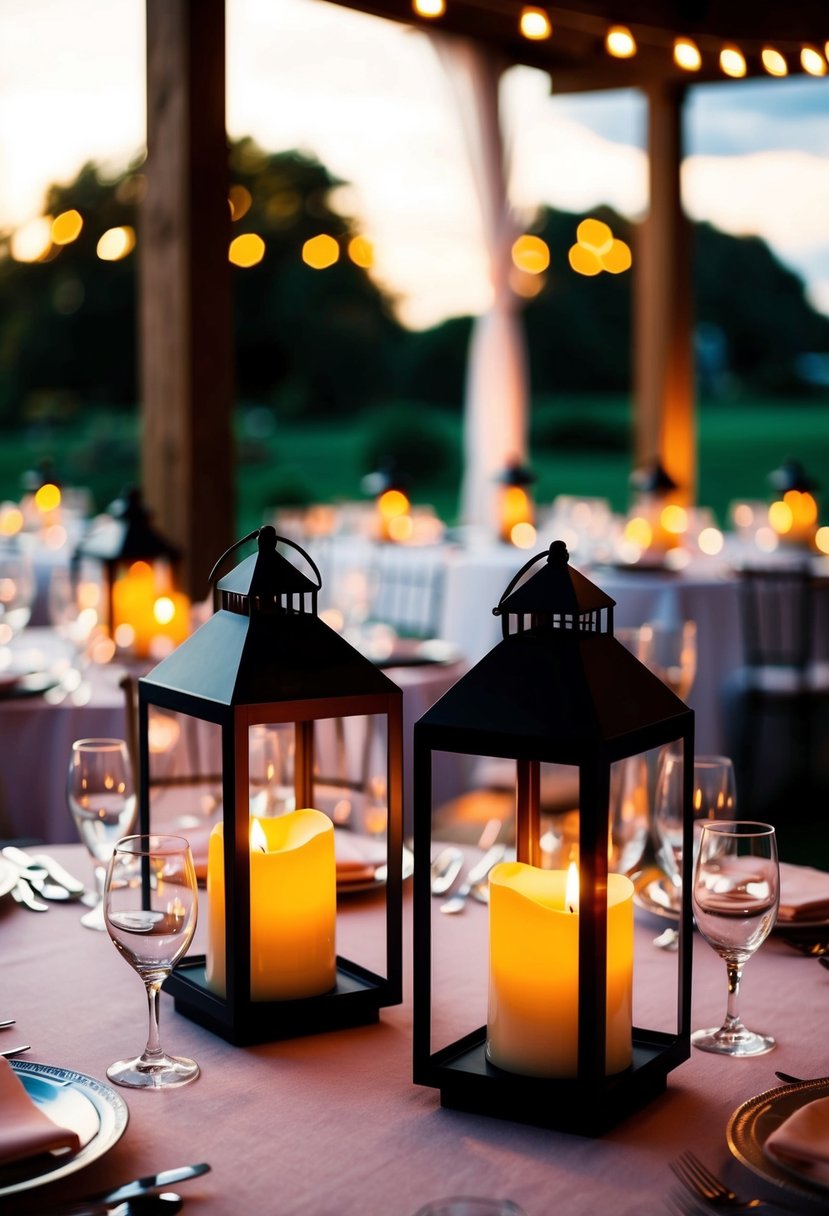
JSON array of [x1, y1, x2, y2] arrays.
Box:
[[250, 818, 268, 853], [565, 861, 579, 913]]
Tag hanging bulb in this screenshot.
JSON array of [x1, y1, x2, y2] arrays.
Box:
[[605, 25, 636, 58], [761, 47, 787, 76], [801, 46, 827, 76], [720, 45, 747, 77], [519, 7, 552, 41], [673, 37, 701, 71]]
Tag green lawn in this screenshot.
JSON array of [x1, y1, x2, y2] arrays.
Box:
[[1, 395, 826, 536]]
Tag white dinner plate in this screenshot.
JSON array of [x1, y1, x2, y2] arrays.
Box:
[[336, 841, 414, 897], [0, 857, 17, 900], [0, 1060, 128, 1197], [727, 1077, 829, 1201]]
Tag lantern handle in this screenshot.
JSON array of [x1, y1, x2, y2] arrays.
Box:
[[207, 526, 324, 591], [492, 540, 569, 616]]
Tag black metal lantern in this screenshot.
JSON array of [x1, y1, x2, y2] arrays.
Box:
[[138, 525, 404, 1045], [73, 487, 187, 659], [412, 541, 694, 1135]]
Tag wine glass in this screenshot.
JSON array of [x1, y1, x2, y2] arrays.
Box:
[[654, 750, 736, 894], [67, 738, 137, 930], [103, 834, 199, 1088], [691, 820, 779, 1056], [645, 620, 697, 700]]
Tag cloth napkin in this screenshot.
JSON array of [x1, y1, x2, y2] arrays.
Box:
[[764, 1095, 829, 1185], [777, 862, 829, 923], [0, 1057, 81, 1168]]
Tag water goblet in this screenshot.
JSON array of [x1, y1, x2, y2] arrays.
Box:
[[67, 738, 137, 930], [103, 834, 200, 1088], [646, 619, 697, 700], [654, 749, 736, 893], [691, 820, 779, 1056]]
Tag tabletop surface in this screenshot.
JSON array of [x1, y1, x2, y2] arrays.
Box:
[[2, 843, 829, 1216]]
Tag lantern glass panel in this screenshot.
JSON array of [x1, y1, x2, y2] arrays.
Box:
[[142, 707, 395, 991]]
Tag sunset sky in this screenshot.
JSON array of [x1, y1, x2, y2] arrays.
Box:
[[1, 0, 828, 329]]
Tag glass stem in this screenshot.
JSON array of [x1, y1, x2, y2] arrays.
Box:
[[142, 978, 165, 1061], [724, 960, 744, 1029]]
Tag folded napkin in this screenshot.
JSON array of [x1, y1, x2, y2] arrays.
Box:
[[0, 1058, 81, 1168], [778, 862, 829, 923], [764, 1095, 829, 1185]]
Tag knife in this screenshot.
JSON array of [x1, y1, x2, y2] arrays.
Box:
[[91, 1163, 211, 1204]]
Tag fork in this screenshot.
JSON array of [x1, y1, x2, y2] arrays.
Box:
[[670, 1151, 807, 1212]]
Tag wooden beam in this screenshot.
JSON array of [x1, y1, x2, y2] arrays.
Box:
[[140, 0, 234, 600], [633, 80, 695, 503]]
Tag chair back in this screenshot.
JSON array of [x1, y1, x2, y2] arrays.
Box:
[[737, 565, 815, 672]]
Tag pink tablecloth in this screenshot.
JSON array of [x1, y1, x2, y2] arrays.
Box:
[[2, 844, 827, 1215]]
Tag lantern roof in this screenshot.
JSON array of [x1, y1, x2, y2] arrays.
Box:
[[141, 528, 399, 708], [74, 487, 180, 565], [421, 544, 690, 756], [495, 540, 614, 620]]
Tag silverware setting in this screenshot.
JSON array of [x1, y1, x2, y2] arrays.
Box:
[[43, 1162, 211, 1215], [669, 1150, 807, 1213], [439, 843, 507, 914], [2, 846, 87, 908]]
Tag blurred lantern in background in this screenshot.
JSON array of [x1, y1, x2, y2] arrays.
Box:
[[73, 487, 189, 661], [495, 457, 536, 548], [625, 460, 685, 560], [362, 463, 413, 544], [768, 459, 820, 549]]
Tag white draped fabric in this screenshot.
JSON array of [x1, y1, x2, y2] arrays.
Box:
[[430, 33, 530, 531]]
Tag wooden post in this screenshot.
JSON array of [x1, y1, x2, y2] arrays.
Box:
[[141, 0, 234, 598], [634, 81, 695, 504]]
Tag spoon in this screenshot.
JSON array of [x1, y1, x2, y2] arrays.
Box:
[[61, 1192, 183, 1216], [440, 844, 506, 914], [430, 846, 463, 896]]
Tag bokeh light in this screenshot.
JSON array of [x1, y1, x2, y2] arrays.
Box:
[[673, 38, 701, 71], [11, 217, 52, 262], [511, 234, 550, 274], [348, 235, 374, 268], [97, 226, 136, 261], [660, 504, 688, 535], [761, 47, 787, 76], [51, 210, 83, 245], [229, 233, 265, 267], [519, 7, 551, 40], [568, 244, 602, 276], [229, 184, 253, 221], [302, 233, 339, 269], [413, 0, 445, 16], [624, 516, 653, 548], [0, 504, 24, 536], [34, 482, 61, 513], [577, 218, 613, 254], [601, 239, 632, 274], [720, 46, 747, 77], [801, 47, 827, 76], [698, 527, 724, 556], [605, 25, 636, 58], [378, 489, 410, 519], [816, 526, 829, 555], [510, 522, 537, 549], [768, 499, 793, 534]]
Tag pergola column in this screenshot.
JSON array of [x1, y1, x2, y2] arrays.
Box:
[[140, 0, 234, 597], [634, 80, 695, 504]]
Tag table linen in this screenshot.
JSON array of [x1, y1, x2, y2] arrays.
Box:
[[3, 844, 829, 1215]]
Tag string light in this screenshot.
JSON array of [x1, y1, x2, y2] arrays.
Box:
[[673, 37, 701, 71], [412, 0, 445, 17], [605, 25, 636, 58], [406, 2, 824, 82], [720, 45, 747, 77], [801, 46, 827, 76], [761, 47, 787, 76], [519, 7, 551, 41]]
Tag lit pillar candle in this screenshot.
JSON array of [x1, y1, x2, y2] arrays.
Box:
[[487, 861, 634, 1078], [206, 809, 336, 1001]]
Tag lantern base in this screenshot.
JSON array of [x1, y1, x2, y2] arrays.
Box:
[[164, 955, 397, 1046], [423, 1026, 687, 1136]]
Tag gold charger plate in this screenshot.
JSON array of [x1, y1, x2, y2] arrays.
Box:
[[727, 1078, 829, 1202]]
